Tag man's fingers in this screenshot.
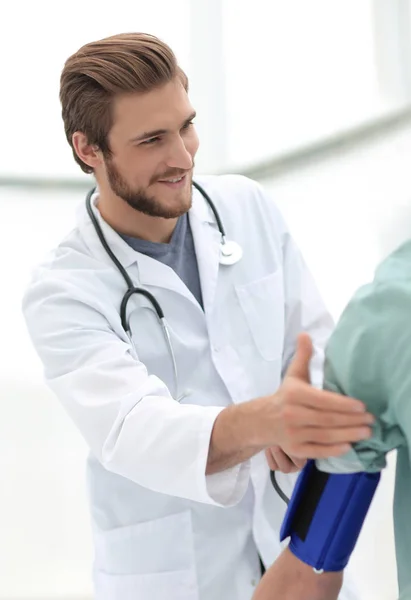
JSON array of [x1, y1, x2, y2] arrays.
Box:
[[273, 343, 374, 463], [284, 405, 375, 428], [284, 380, 367, 414], [305, 388, 366, 413], [290, 425, 372, 447], [284, 333, 313, 382], [265, 448, 279, 471], [288, 456, 307, 470], [296, 443, 353, 460], [266, 447, 300, 473]]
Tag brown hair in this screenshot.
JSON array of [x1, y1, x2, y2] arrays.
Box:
[[60, 32, 188, 173]]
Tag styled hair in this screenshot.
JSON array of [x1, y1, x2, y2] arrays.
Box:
[[60, 32, 188, 173]]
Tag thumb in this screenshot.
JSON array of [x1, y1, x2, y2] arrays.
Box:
[[285, 333, 313, 382]]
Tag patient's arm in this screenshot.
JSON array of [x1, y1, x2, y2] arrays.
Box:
[[253, 548, 342, 600], [254, 267, 411, 600], [320, 278, 409, 472]]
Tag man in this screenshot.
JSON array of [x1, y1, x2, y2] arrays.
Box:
[[22, 33, 373, 600], [253, 239, 411, 600]]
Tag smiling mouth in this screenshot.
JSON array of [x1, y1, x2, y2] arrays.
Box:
[[162, 176, 183, 182], [158, 175, 185, 183], [157, 174, 187, 188]]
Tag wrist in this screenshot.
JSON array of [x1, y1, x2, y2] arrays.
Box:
[[228, 395, 278, 448], [207, 397, 271, 474], [246, 394, 280, 447]]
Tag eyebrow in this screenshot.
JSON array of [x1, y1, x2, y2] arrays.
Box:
[[129, 111, 197, 143]]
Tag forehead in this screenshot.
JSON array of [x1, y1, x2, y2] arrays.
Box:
[[110, 79, 194, 139]]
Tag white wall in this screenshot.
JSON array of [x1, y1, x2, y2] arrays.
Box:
[[1, 190, 93, 598], [0, 0, 191, 180], [264, 124, 411, 320], [222, 0, 394, 168]]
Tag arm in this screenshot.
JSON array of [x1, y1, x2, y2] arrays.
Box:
[[253, 272, 411, 600], [207, 332, 372, 475], [317, 277, 411, 598], [23, 275, 233, 505], [23, 272, 372, 507], [319, 278, 410, 473], [253, 548, 342, 600]]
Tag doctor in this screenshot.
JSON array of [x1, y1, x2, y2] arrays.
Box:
[[22, 32, 373, 600]]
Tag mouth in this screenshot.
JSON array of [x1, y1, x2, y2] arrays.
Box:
[[157, 174, 187, 189]]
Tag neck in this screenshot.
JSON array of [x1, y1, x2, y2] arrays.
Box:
[[97, 190, 178, 244]]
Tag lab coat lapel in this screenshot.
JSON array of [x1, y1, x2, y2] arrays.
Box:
[[135, 253, 200, 306], [78, 191, 204, 309]]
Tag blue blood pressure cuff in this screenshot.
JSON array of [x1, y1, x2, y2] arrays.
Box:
[[280, 460, 380, 572]]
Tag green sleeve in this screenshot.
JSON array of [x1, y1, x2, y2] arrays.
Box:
[[321, 280, 410, 472]]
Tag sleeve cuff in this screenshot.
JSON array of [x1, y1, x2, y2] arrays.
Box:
[[205, 460, 251, 506], [196, 405, 251, 507], [316, 450, 367, 474]]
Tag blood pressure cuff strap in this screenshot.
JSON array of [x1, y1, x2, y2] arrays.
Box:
[[279, 460, 380, 572]]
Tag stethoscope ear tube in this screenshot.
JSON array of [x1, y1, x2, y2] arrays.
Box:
[[86, 188, 134, 289]]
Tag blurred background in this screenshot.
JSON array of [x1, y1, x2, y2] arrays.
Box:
[[1, 0, 411, 597]]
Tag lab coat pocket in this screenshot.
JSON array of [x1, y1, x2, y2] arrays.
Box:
[[93, 510, 198, 599], [235, 270, 285, 361], [94, 569, 199, 600]]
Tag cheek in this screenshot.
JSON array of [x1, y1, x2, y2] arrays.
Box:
[[125, 150, 156, 183], [112, 149, 137, 173]]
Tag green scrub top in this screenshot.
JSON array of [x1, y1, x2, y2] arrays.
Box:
[[318, 239, 411, 600]]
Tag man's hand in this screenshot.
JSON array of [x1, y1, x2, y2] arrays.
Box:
[[207, 333, 374, 475], [265, 446, 306, 473], [266, 333, 374, 460]]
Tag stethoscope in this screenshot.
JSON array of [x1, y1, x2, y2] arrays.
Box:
[[85, 180, 289, 504], [85, 180, 243, 401]]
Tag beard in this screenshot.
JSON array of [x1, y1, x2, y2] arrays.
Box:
[[105, 157, 193, 219]]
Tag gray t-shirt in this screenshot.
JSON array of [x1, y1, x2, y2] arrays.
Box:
[[120, 214, 204, 309]]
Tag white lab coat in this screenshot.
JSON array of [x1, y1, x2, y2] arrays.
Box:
[[23, 175, 358, 600]]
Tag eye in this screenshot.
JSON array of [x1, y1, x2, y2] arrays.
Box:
[[181, 120, 195, 131], [140, 136, 161, 145]]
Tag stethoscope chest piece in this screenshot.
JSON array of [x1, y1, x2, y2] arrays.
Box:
[[219, 239, 243, 266]]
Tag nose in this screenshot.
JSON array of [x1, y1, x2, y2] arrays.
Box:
[[166, 136, 194, 171]]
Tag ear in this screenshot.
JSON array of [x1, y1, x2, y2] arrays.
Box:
[[72, 132, 103, 170]]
